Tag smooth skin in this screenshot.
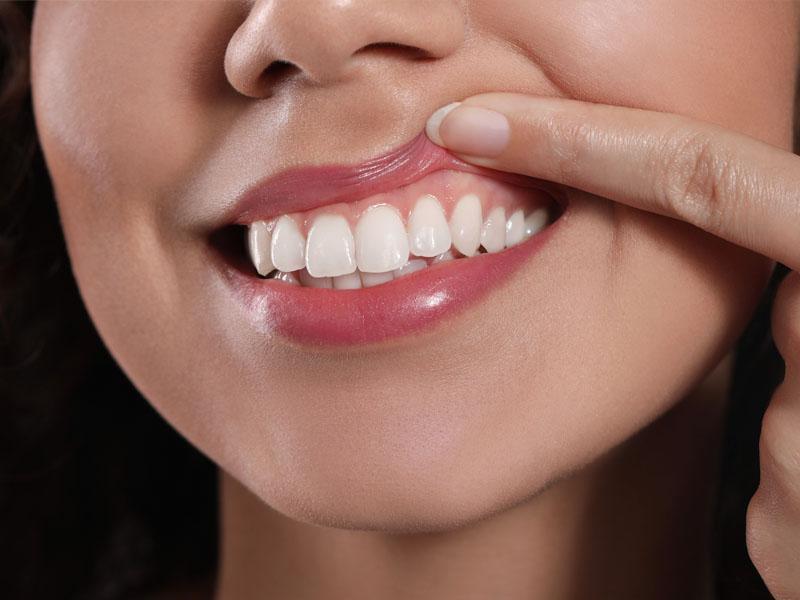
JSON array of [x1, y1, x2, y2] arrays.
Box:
[[428, 92, 800, 599], [28, 1, 798, 598]]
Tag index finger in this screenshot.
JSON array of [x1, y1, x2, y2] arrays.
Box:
[[426, 92, 800, 271]]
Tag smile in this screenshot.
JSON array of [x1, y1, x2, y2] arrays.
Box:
[[246, 168, 558, 288], [211, 134, 568, 346]]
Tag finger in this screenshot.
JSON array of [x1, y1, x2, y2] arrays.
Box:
[[746, 270, 800, 598], [425, 93, 800, 270]]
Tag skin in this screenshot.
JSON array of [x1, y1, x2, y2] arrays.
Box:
[[428, 90, 800, 596], [28, 1, 797, 598]]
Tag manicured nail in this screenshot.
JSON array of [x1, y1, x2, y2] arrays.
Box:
[[426, 103, 510, 158], [425, 102, 461, 146]]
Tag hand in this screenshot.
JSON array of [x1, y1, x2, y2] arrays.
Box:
[[426, 92, 800, 598]]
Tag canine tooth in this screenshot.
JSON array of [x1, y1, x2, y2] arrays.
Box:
[[298, 269, 333, 288], [247, 220, 274, 276], [448, 194, 482, 257], [332, 271, 363, 290], [355, 205, 409, 273], [305, 214, 356, 277], [393, 259, 428, 278], [360, 270, 395, 288], [524, 206, 549, 237], [505, 209, 525, 247], [270, 215, 305, 272], [272, 270, 300, 285], [408, 194, 451, 257], [480, 206, 505, 253]]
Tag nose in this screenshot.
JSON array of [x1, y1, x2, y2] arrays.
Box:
[[224, 0, 465, 98]]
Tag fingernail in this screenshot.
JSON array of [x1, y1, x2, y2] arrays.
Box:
[[425, 103, 510, 158], [425, 102, 461, 146]]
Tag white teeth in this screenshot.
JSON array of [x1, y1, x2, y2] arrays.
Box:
[[254, 198, 555, 286], [272, 270, 300, 285], [305, 214, 356, 277], [298, 269, 333, 288], [524, 206, 549, 237], [480, 206, 506, 253], [448, 194, 482, 257], [355, 205, 409, 273], [505, 208, 525, 247], [431, 250, 455, 264], [332, 271, 363, 290], [360, 270, 395, 288], [393, 258, 428, 278], [247, 220, 275, 276], [407, 194, 452, 258], [270, 215, 305, 272]]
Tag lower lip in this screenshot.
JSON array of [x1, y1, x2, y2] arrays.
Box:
[[218, 203, 568, 347]]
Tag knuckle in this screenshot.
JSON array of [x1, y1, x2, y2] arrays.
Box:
[[546, 114, 599, 182], [654, 128, 736, 228], [772, 270, 800, 360]]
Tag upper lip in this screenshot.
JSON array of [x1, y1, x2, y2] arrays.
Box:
[[225, 132, 559, 226]]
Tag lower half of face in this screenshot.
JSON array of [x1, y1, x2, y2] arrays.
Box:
[[31, 0, 794, 531]]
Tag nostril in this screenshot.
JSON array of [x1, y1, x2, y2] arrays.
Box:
[[356, 41, 435, 62], [260, 60, 300, 88]]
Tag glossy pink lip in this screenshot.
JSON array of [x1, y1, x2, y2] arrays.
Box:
[[227, 132, 559, 224], [215, 132, 569, 346], [222, 216, 565, 346]]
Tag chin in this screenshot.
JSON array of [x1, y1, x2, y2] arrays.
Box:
[[250, 469, 544, 535]]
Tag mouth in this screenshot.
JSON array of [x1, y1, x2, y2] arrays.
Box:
[[209, 133, 568, 346]]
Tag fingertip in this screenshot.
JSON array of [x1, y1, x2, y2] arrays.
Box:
[[426, 103, 511, 158], [425, 101, 462, 147]]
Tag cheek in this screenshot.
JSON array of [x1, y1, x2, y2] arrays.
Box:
[[611, 206, 773, 363], [482, 0, 796, 148], [29, 1, 240, 361], [29, 3, 231, 426], [30, 1, 239, 231]]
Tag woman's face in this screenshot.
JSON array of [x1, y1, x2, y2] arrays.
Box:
[[31, 1, 796, 530]]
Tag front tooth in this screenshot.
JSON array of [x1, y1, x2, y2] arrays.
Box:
[[407, 194, 451, 258], [480, 206, 506, 253], [305, 214, 356, 277], [298, 269, 333, 288], [505, 209, 525, 247], [355, 205, 409, 273], [247, 220, 275, 276], [524, 206, 549, 237], [448, 194, 482, 257], [393, 259, 428, 278], [270, 215, 305, 272], [360, 270, 395, 288], [332, 271, 363, 290]]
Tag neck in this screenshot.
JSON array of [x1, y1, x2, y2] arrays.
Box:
[[213, 354, 731, 600]]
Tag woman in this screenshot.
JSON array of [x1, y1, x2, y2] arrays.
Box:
[[2, 1, 799, 598]]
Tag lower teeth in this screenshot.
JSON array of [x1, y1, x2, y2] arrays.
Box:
[[265, 250, 463, 288]]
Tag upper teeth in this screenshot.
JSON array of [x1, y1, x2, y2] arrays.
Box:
[[354, 204, 409, 273], [305, 214, 356, 277], [407, 194, 452, 257], [247, 193, 551, 279]]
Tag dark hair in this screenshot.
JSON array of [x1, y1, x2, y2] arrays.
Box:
[[0, 3, 793, 599]]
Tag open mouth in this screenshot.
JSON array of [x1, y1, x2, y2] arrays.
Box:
[[238, 169, 562, 288], [208, 135, 568, 346]]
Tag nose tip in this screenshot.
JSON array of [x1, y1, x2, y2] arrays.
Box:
[[224, 0, 465, 98]]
